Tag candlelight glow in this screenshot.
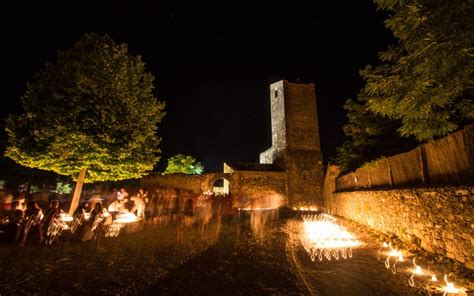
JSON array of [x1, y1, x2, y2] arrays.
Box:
[[408, 258, 425, 287], [60, 213, 74, 222], [300, 214, 361, 261], [377, 242, 390, 260], [114, 212, 139, 223], [442, 274, 466, 296], [384, 247, 404, 274], [414, 265, 422, 275], [293, 206, 319, 211], [238, 207, 275, 211], [105, 222, 123, 237]]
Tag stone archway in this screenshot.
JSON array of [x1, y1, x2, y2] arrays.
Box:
[[205, 173, 234, 195]]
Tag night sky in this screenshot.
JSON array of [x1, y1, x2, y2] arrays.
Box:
[[1, 1, 393, 172]]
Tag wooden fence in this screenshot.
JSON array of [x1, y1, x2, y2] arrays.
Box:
[[335, 124, 474, 191]]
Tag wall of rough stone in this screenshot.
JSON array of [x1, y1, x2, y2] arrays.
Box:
[[230, 171, 287, 207], [140, 173, 207, 193], [285, 149, 324, 207], [260, 80, 324, 207], [270, 80, 287, 153], [284, 81, 320, 150], [329, 187, 474, 270], [141, 171, 287, 207], [322, 165, 340, 211]]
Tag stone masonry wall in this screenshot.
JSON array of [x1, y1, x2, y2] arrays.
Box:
[[330, 187, 474, 269], [140, 173, 207, 193], [231, 171, 287, 208], [141, 171, 287, 206]]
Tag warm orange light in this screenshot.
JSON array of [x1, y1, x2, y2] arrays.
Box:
[[442, 274, 465, 295], [301, 214, 361, 261], [114, 212, 138, 223], [60, 213, 74, 222]]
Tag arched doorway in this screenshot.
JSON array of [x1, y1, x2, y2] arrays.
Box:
[[211, 178, 231, 195]]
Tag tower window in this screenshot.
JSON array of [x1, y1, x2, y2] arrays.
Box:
[[274, 89, 278, 98]]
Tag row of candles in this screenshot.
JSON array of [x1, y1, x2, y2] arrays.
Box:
[[299, 211, 468, 295], [378, 241, 467, 295], [301, 214, 361, 261]]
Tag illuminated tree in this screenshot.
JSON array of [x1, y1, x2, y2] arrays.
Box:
[[163, 154, 204, 175], [5, 33, 165, 214], [361, 0, 474, 141]]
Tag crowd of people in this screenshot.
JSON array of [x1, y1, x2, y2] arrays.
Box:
[[0, 195, 63, 245], [0, 187, 278, 246], [0, 188, 151, 245]]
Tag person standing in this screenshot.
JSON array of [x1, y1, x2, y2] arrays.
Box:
[[131, 195, 146, 220]]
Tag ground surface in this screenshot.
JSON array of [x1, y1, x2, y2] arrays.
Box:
[[0, 213, 441, 295]]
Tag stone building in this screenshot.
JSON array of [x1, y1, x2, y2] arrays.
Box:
[[142, 80, 324, 208], [259, 80, 324, 207]]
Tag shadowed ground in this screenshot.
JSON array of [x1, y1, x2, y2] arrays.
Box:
[[0, 214, 430, 295]]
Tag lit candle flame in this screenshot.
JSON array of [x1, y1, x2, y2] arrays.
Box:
[[408, 258, 424, 287], [114, 212, 139, 223], [414, 265, 422, 275], [300, 214, 361, 261], [60, 213, 74, 222], [442, 274, 464, 295], [384, 247, 403, 273]]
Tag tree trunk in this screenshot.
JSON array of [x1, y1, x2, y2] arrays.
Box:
[[69, 168, 87, 215]]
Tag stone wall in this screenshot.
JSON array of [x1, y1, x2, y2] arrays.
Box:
[[284, 81, 320, 150], [323, 165, 340, 212], [259, 80, 324, 207], [140, 171, 287, 207], [329, 186, 474, 269], [285, 149, 324, 207], [230, 171, 287, 207], [140, 173, 207, 193]]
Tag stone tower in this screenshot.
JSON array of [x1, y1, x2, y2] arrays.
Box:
[[260, 80, 324, 207]]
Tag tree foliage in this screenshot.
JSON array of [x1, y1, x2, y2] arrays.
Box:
[[5, 33, 165, 182], [361, 0, 474, 141], [335, 99, 414, 172], [163, 154, 204, 175]]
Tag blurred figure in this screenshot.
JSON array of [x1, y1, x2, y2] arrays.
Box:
[[137, 188, 148, 203], [17, 201, 43, 245], [44, 200, 61, 220], [3, 200, 24, 242], [130, 195, 146, 220], [145, 190, 156, 221], [108, 198, 122, 213], [76, 202, 91, 215], [2, 192, 14, 211], [90, 203, 105, 246], [43, 200, 63, 244], [16, 192, 27, 211], [137, 188, 150, 219], [117, 188, 129, 200], [43, 200, 61, 229]]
